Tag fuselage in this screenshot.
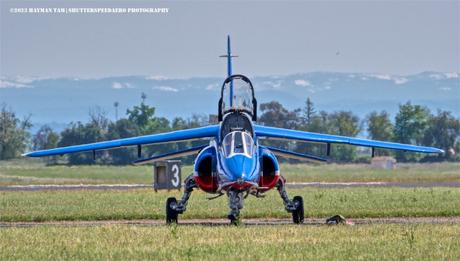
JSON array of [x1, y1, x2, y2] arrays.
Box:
[[192, 74, 281, 193], [193, 112, 280, 193]]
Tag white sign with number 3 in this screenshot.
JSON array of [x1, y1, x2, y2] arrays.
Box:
[[171, 164, 180, 187]]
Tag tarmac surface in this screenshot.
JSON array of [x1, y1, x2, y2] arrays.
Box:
[[1, 217, 460, 228], [1, 182, 460, 191]]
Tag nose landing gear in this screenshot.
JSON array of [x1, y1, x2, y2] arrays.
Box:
[[227, 190, 244, 225]]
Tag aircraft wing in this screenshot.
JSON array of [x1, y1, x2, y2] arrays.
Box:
[[23, 125, 220, 157], [254, 125, 444, 154]]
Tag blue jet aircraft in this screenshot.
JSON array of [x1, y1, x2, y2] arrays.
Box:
[[24, 36, 444, 224]]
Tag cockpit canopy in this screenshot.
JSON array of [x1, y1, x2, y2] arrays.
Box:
[[220, 111, 254, 141], [218, 75, 257, 121], [222, 77, 253, 113], [222, 131, 254, 158]]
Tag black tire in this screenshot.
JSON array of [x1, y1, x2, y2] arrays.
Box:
[[292, 196, 304, 224], [228, 214, 240, 226], [166, 197, 178, 224]]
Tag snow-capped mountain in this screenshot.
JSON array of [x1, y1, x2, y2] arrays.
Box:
[[1, 71, 459, 131]]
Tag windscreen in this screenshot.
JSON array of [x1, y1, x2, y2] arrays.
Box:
[[222, 131, 254, 158], [222, 77, 254, 114]]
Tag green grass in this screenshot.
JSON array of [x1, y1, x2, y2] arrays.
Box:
[[2, 160, 460, 260], [282, 162, 460, 183], [1, 158, 459, 185], [1, 224, 459, 260], [2, 187, 460, 222], [0, 159, 193, 185], [0, 164, 161, 185]]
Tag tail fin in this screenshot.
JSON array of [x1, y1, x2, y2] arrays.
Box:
[[219, 35, 238, 77], [219, 35, 238, 106]]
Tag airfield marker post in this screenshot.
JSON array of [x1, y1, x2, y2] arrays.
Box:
[[153, 160, 182, 192]]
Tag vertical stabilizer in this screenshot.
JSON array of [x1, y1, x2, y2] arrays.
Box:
[[220, 35, 238, 77], [220, 35, 238, 107], [226, 35, 232, 77]]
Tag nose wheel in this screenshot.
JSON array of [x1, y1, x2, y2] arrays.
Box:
[[227, 190, 244, 225]]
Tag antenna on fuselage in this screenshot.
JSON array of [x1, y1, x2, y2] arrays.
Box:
[[219, 35, 238, 107]]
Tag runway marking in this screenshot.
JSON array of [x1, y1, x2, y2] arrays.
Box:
[[1, 217, 460, 228], [287, 182, 460, 188], [1, 182, 460, 191], [0, 184, 151, 191]]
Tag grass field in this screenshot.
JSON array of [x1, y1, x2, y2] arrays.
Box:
[[2, 187, 460, 222], [1, 159, 459, 185], [1, 224, 459, 260], [2, 161, 460, 260]]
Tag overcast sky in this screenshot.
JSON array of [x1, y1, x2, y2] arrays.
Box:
[[1, 0, 459, 78]]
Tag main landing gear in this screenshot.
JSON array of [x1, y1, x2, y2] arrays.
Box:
[[166, 175, 304, 225], [166, 175, 196, 224], [276, 177, 304, 224]]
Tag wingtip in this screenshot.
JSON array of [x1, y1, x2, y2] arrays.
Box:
[[132, 159, 143, 166], [428, 148, 444, 154], [22, 151, 40, 157]]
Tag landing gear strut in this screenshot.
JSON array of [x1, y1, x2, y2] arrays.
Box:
[[227, 190, 244, 225], [276, 177, 304, 224], [165, 175, 196, 224]]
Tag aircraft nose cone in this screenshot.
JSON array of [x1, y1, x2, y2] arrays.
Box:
[[224, 154, 255, 182]]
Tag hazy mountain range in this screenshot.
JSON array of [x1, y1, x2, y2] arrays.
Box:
[[1, 71, 459, 132]]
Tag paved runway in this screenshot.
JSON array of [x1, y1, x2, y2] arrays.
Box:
[[0, 184, 152, 191], [1, 217, 459, 228], [1, 182, 460, 191]]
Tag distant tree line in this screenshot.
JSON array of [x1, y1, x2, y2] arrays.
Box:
[[0, 104, 31, 160], [1, 95, 459, 164], [257, 99, 460, 162]]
